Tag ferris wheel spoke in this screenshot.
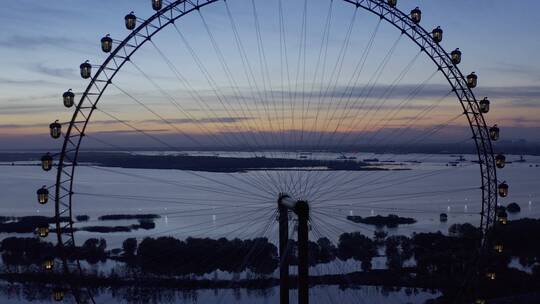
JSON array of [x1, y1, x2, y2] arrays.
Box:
[[99, 208, 278, 276], [346, 50, 421, 141], [291, 0, 308, 145], [145, 42, 261, 154], [169, 24, 263, 150], [276, 0, 295, 149], [313, 197, 479, 216], [111, 61, 282, 194], [170, 20, 286, 192], [126, 59, 237, 148], [135, 44, 249, 150], [109, 81, 207, 146], [94, 108, 181, 149], [312, 161, 478, 203], [214, 209, 278, 304], [319, 63, 442, 185], [304, 22, 385, 192], [129, 206, 274, 248], [223, 0, 275, 145], [309, 115, 469, 197], [315, 203, 474, 217], [312, 8, 358, 149], [224, 0, 297, 191], [75, 191, 275, 210], [84, 164, 274, 200], [313, 11, 372, 147], [336, 34, 403, 136], [85, 131, 278, 198], [312, 186, 478, 206], [318, 188, 480, 209], [198, 9, 284, 165], [297, 10, 367, 198], [174, 211, 278, 275], [365, 72, 444, 146], [166, 207, 275, 236], [304, 40, 414, 196], [312, 208, 376, 235], [249, 0, 282, 149], [309, 223, 370, 304], [304, 0, 334, 147], [320, 32, 402, 152], [105, 206, 276, 254]]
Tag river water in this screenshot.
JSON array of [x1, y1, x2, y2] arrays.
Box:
[[0, 153, 538, 303]]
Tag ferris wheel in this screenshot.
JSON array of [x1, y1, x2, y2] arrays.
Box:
[[35, 0, 509, 303]]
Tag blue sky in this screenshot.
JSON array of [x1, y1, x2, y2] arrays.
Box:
[[0, 0, 539, 149]]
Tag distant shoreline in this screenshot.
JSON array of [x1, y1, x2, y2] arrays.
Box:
[[1, 152, 394, 173]]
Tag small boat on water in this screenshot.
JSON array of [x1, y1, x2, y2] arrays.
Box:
[[515, 155, 526, 163], [363, 158, 379, 162], [298, 152, 312, 159], [337, 153, 357, 160]]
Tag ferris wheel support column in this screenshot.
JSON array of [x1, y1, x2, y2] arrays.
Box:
[[278, 196, 290, 304], [278, 194, 310, 304], [296, 201, 310, 304]]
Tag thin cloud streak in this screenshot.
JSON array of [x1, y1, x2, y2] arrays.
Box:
[[0, 35, 79, 49], [31, 64, 76, 79], [140, 117, 253, 124]]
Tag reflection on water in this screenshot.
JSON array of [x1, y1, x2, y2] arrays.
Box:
[[0, 153, 538, 303], [0, 282, 439, 303]]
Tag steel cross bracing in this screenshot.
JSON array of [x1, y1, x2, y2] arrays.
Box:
[[53, 1, 219, 302], [342, 0, 498, 238], [52, 0, 499, 302]]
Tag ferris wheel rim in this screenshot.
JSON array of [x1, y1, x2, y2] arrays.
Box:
[[50, 0, 498, 301]]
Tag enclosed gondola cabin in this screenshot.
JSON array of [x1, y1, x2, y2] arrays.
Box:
[[479, 97, 490, 113], [101, 35, 113, 53], [450, 48, 462, 65], [496, 154, 506, 169], [486, 271, 496, 280], [387, 0, 397, 8], [125, 12, 137, 30], [410, 7, 421, 24], [42, 258, 54, 271], [489, 125, 500, 141], [36, 225, 49, 238], [41, 153, 53, 171], [152, 0, 162, 11], [50, 120, 61, 139], [439, 213, 448, 222], [467, 72, 478, 88], [498, 209, 508, 225], [53, 288, 64, 302], [432, 26, 443, 43], [498, 182, 509, 198], [80, 61, 92, 79], [37, 186, 49, 204], [493, 241, 504, 253], [62, 89, 75, 108]]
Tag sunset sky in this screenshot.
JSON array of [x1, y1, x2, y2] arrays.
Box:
[[1, 0, 539, 150]]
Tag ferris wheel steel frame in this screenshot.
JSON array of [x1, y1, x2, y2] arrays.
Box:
[[52, 0, 499, 301]]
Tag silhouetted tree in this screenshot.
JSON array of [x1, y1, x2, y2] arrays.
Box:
[[337, 232, 377, 262], [385, 235, 412, 270], [122, 238, 137, 257], [80, 238, 107, 264], [317, 237, 337, 263]]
